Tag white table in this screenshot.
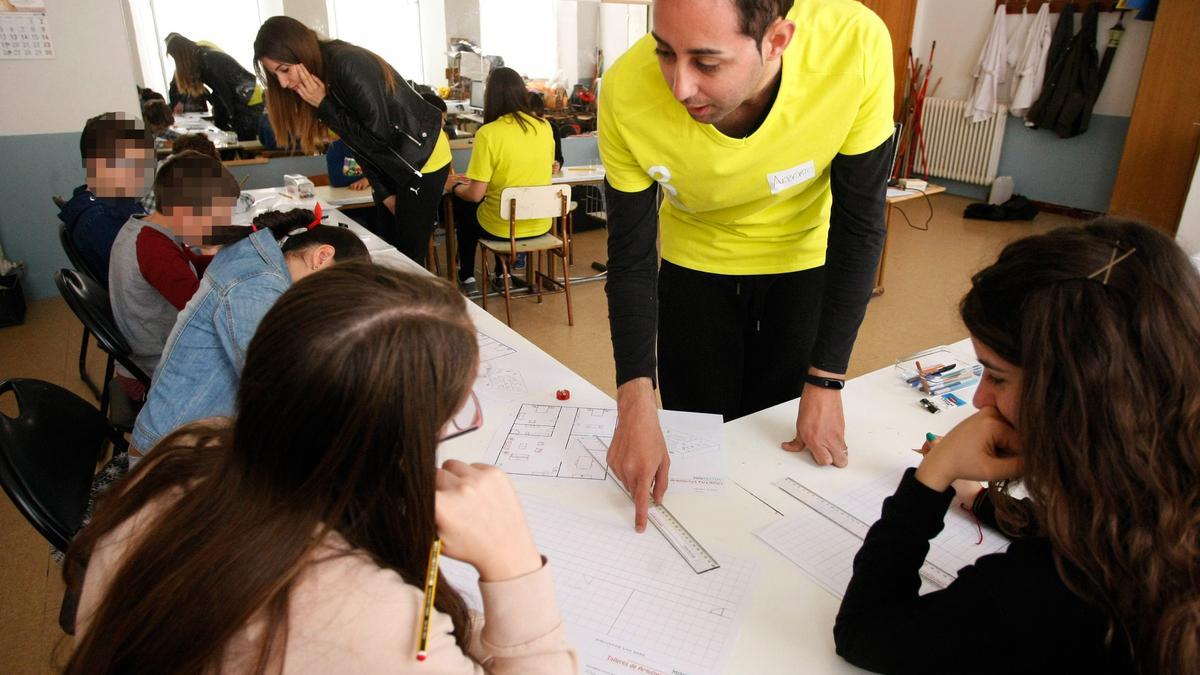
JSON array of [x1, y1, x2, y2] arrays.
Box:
[[166, 113, 241, 150], [552, 164, 605, 185], [233, 187, 340, 226], [325, 202, 983, 673]]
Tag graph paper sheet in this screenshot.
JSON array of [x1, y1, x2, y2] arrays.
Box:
[[487, 404, 727, 495], [754, 470, 1010, 598], [441, 495, 758, 675]]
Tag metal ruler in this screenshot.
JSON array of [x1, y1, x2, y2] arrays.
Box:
[[585, 440, 720, 574], [774, 477, 956, 588]]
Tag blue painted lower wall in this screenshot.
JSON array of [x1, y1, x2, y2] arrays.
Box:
[[937, 113, 1130, 213], [0, 131, 325, 300], [6, 117, 1121, 300]]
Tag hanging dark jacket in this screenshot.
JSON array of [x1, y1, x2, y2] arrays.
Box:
[[1041, 3, 1075, 88], [1027, 3, 1101, 139], [314, 40, 442, 204]]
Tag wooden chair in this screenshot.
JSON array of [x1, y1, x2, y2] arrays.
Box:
[[480, 185, 573, 326]]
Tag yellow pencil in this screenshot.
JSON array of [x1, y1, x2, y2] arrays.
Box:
[[416, 539, 441, 662]]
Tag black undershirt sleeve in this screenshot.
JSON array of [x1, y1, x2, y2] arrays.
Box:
[[809, 138, 892, 374], [604, 181, 660, 388]]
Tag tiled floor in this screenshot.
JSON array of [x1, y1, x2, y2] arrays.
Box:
[[0, 192, 1075, 672]]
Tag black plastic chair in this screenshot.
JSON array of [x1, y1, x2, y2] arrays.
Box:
[[57, 223, 104, 401], [0, 379, 121, 550], [0, 378, 125, 634], [54, 269, 150, 428]]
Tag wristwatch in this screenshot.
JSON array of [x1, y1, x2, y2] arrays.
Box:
[[804, 374, 845, 390]]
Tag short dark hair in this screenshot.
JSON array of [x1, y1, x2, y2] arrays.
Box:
[[138, 86, 166, 104], [732, 0, 794, 42], [79, 112, 154, 165], [171, 133, 220, 161], [420, 92, 447, 114], [142, 100, 173, 134], [153, 150, 240, 212]]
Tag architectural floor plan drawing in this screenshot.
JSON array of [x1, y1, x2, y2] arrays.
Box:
[[488, 404, 727, 494], [476, 331, 516, 361], [440, 495, 757, 675]]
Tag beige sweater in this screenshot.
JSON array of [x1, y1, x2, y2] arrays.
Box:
[[76, 504, 578, 674]]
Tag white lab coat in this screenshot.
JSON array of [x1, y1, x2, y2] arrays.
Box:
[[1003, 4, 1032, 102], [1010, 3, 1053, 118], [966, 5, 1008, 123]]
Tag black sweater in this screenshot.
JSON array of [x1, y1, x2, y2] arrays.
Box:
[[834, 468, 1135, 674]]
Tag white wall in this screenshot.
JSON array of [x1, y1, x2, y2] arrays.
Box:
[[445, 0, 481, 43], [284, 0, 330, 36], [420, 0, 449, 86], [1177, 152, 1200, 256], [0, 0, 140, 136], [557, 4, 579, 85], [599, 2, 647, 76], [576, 0, 600, 80], [911, 0, 1151, 117]]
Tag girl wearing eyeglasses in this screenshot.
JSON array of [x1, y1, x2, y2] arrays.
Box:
[[64, 262, 577, 673]]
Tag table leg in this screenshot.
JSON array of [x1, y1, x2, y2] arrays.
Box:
[[443, 195, 458, 284]]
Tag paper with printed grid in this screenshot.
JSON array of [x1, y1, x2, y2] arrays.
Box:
[[755, 470, 1011, 598], [441, 494, 757, 675], [486, 403, 727, 495]]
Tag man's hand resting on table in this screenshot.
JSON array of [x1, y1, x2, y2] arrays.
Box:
[[781, 370, 849, 467], [606, 377, 670, 533]]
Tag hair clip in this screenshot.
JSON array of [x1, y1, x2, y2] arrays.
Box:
[[308, 203, 322, 230], [1087, 245, 1137, 285]]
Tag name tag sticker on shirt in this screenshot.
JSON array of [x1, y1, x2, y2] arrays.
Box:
[[766, 161, 816, 195]]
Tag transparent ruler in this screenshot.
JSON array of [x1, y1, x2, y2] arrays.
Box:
[[585, 441, 720, 574], [774, 477, 956, 588]]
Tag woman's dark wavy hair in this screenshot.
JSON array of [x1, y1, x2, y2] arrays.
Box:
[[63, 262, 478, 673], [253, 16, 399, 155], [961, 218, 1200, 673], [483, 67, 542, 134]]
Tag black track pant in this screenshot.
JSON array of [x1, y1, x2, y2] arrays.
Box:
[[657, 259, 825, 421], [386, 164, 450, 267]]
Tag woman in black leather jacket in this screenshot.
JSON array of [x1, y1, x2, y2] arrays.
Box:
[[253, 16, 451, 266], [165, 33, 263, 141]]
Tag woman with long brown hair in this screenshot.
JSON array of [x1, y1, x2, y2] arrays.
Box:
[[63, 262, 576, 673], [165, 33, 264, 140], [253, 16, 452, 268], [450, 67, 557, 290], [834, 219, 1200, 674]]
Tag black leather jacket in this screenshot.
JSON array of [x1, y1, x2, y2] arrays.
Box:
[[315, 40, 442, 201]]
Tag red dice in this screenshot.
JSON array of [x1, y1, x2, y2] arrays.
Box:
[[555, 389, 570, 401]]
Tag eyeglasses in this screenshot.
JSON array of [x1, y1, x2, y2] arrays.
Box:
[[439, 390, 482, 442]]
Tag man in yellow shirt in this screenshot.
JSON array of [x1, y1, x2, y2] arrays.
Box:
[[600, 0, 895, 531]]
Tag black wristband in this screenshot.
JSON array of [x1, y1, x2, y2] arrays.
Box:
[[804, 373, 845, 390]]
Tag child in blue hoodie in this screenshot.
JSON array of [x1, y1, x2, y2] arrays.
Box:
[[57, 113, 156, 286]]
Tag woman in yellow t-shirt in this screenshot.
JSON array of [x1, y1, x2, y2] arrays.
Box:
[[449, 67, 556, 288]]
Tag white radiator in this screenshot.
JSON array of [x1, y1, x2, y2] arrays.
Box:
[[920, 97, 1007, 186]]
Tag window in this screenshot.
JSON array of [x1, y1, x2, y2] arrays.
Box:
[[127, 0, 266, 99], [480, 0, 558, 80], [327, 0, 425, 84]]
